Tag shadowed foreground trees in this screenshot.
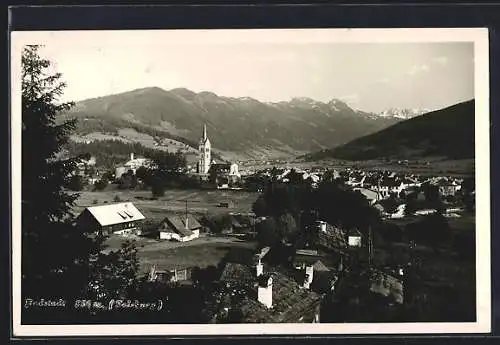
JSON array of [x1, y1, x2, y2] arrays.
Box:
[[21, 46, 141, 323], [252, 179, 381, 250]]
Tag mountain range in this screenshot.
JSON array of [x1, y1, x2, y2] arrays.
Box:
[[378, 107, 430, 120], [61, 87, 407, 161], [305, 100, 475, 162]]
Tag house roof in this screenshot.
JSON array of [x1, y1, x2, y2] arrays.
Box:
[[239, 272, 322, 323], [296, 249, 319, 256], [369, 270, 404, 304], [312, 260, 331, 272], [159, 214, 202, 237], [84, 202, 145, 227], [347, 228, 362, 237], [318, 224, 347, 250]]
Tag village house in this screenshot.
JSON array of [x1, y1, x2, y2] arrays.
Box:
[[316, 220, 348, 253], [158, 214, 202, 242], [76, 202, 146, 236], [377, 178, 405, 198], [238, 270, 323, 323], [124, 152, 153, 171], [217, 256, 324, 324], [433, 178, 462, 197], [114, 153, 153, 179], [292, 249, 340, 293], [347, 228, 362, 247]]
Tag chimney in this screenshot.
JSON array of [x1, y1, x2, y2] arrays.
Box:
[[303, 265, 314, 289], [257, 275, 273, 309], [149, 265, 157, 282], [130, 152, 134, 161], [256, 259, 263, 277]]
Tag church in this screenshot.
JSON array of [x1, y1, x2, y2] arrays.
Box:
[[196, 124, 240, 186], [197, 124, 212, 174]]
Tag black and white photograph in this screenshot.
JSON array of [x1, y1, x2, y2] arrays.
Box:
[[11, 28, 490, 336]]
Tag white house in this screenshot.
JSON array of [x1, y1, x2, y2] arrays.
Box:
[[347, 228, 362, 247], [158, 214, 202, 242], [124, 153, 152, 171]]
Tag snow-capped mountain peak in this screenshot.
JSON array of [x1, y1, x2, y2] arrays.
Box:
[[378, 108, 430, 119]]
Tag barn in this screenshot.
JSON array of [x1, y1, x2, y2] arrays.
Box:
[[76, 202, 146, 236]]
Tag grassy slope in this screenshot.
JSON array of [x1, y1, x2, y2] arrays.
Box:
[[307, 100, 475, 161]]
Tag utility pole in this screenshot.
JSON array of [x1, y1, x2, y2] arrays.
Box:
[[368, 226, 373, 267]]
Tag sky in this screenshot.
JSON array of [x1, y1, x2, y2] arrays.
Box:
[[29, 30, 475, 113]]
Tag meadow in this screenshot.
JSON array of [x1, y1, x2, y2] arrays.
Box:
[[73, 188, 260, 220]]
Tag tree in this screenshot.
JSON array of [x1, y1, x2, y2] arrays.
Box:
[[67, 174, 85, 191], [255, 218, 280, 247], [151, 175, 166, 198], [135, 166, 149, 181], [406, 213, 451, 249], [21, 46, 141, 321], [93, 177, 109, 191], [84, 240, 140, 302], [276, 213, 299, 245], [21, 45, 88, 300], [252, 195, 268, 217]]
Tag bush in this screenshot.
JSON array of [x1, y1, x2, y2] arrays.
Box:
[[93, 177, 108, 191], [113, 195, 121, 202], [92, 199, 99, 205]]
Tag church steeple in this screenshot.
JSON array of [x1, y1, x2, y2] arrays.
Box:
[[198, 123, 211, 174]]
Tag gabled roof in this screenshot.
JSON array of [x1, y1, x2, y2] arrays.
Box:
[[239, 272, 322, 323], [347, 228, 362, 237], [160, 214, 201, 237], [84, 202, 145, 227], [312, 260, 330, 272]]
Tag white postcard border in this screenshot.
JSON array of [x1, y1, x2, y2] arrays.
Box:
[[10, 27, 491, 337]]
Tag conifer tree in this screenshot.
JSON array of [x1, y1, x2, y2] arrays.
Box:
[[21, 45, 89, 301], [21, 46, 141, 321]]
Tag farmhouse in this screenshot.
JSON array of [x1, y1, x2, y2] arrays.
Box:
[[76, 202, 146, 236], [158, 214, 202, 242]]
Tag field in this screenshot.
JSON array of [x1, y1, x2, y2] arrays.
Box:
[[72, 188, 260, 220], [71, 187, 261, 279], [104, 233, 257, 275]]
